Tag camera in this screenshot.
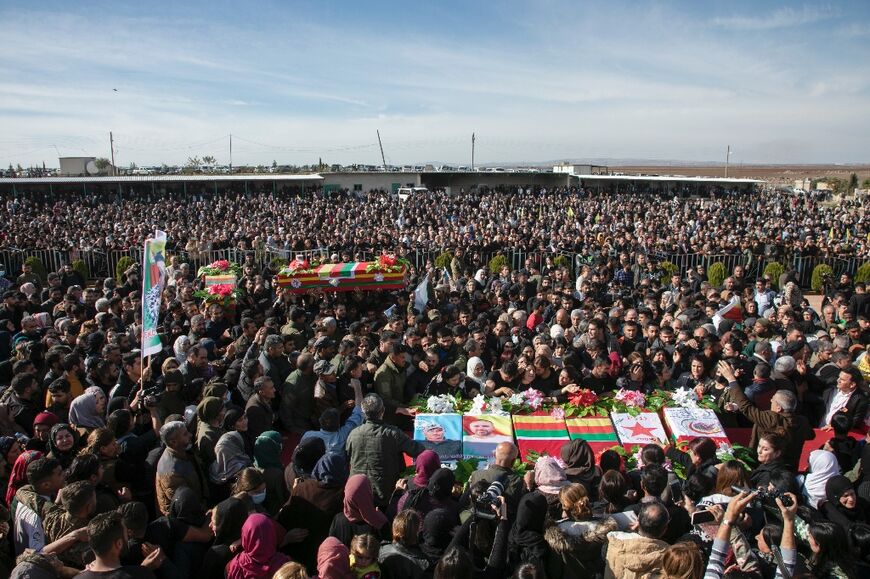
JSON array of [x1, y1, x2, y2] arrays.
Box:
[[731, 486, 794, 508], [472, 480, 504, 520], [141, 386, 164, 408]]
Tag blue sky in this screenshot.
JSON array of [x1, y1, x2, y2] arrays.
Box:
[[1, 0, 868, 167]]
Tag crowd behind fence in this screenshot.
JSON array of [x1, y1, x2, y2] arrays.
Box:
[[0, 245, 866, 292]]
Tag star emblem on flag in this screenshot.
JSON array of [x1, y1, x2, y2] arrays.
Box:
[[626, 420, 658, 440]]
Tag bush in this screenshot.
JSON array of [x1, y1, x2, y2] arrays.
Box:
[[707, 262, 726, 288], [762, 262, 785, 289], [488, 254, 508, 275], [434, 251, 452, 270], [115, 256, 135, 284], [553, 255, 569, 268], [269, 257, 287, 270], [855, 262, 870, 284], [24, 256, 47, 284], [658, 261, 678, 285], [811, 264, 834, 293], [71, 259, 89, 281]]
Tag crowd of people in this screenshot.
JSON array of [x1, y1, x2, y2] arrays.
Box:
[[1, 187, 867, 262], [0, 185, 869, 578]]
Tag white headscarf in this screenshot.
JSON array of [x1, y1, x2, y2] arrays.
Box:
[[803, 449, 840, 508], [174, 335, 191, 363], [466, 357, 486, 386]]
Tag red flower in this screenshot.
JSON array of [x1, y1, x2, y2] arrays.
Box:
[[379, 254, 397, 267], [206, 284, 234, 297], [211, 259, 230, 271], [569, 389, 599, 407], [289, 257, 309, 270]]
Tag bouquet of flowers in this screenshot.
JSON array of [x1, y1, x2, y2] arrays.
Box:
[[426, 394, 460, 414], [614, 388, 646, 408], [281, 254, 324, 275], [197, 259, 242, 278], [193, 283, 244, 307], [469, 394, 508, 416], [366, 253, 410, 273], [506, 388, 545, 413], [670, 387, 700, 409]]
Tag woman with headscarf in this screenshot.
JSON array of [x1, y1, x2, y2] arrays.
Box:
[[508, 492, 560, 576], [388, 449, 441, 517], [68, 387, 106, 435], [560, 439, 601, 501], [210, 430, 253, 488], [227, 513, 291, 579], [279, 453, 347, 574], [5, 450, 42, 506], [223, 404, 254, 455], [465, 357, 487, 395], [254, 431, 286, 516], [398, 467, 459, 520], [145, 486, 214, 576], [801, 450, 841, 509], [200, 497, 249, 578], [195, 396, 224, 467], [329, 474, 389, 547], [285, 437, 326, 489], [174, 334, 191, 364], [534, 455, 570, 518], [420, 508, 457, 565], [46, 424, 78, 470], [317, 536, 355, 579], [821, 475, 870, 532]]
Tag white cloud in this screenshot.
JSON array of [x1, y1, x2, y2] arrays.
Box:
[[711, 4, 837, 31]]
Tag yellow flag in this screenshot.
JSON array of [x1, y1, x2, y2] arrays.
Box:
[[847, 228, 852, 242], [567, 206, 575, 218]]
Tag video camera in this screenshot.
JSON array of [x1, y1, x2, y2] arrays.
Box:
[[732, 486, 794, 508], [471, 479, 505, 520]]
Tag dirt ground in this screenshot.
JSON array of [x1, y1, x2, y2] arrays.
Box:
[[612, 164, 870, 185]]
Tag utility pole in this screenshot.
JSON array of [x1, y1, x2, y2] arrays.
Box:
[[725, 145, 731, 178], [471, 133, 475, 171], [109, 131, 116, 176], [377, 130, 386, 170], [229, 134, 233, 173]]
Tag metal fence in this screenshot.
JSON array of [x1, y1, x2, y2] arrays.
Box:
[[0, 245, 866, 291]]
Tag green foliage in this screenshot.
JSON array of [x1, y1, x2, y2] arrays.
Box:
[[269, 257, 287, 270], [762, 262, 785, 289], [553, 255, 569, 268], [658, 261, 678, 285], [855, 262, 870, 284], [434, 251, 452, 269], [707, 262, 727, 288], [71, 259, 89, 281], [454, 458, 483, 486], [488, 254, 508, 275], [24, 256, 47, 283], [115, 256, 135, 284], [811, 264, 834, 293]]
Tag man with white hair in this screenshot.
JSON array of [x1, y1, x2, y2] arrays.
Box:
[[155, 421, 206, 515]]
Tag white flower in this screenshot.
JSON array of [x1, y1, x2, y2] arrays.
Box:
[[426, 394, 456, 414], [671, 387, 699, 409], [508, 393, 524, 406]]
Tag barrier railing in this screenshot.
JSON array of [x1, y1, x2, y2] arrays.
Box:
[[0, 246, 866, 292]]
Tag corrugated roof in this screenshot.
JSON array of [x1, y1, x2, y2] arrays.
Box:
[[0, 174, 323, 185], [571, 174, 764, 184]]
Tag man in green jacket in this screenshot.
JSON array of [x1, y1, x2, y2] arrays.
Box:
[[374, 343, 415, 427], [346, 393, 424, 507]]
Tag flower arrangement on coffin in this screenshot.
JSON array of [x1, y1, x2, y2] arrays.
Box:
[[469, 394, 509, 416], [505, 388, 546, 414], [197, 259, 242, 278], [611, 388, 648, 416], [563, 389, 611, 417], [193, 284, 244, 308], [365, 253, 411, 274], [411, 395, 471, 414], [280, 255, 325, 275], [715, 443, 757, 471]]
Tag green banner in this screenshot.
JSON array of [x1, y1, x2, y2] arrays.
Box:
[[141, 230, 167, 357]]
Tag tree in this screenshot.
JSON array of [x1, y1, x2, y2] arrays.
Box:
[[272, 160, 278, 169], [202, 155, 216, 166], [849, 173, 859, 191], [863, 178, 870, 189], [93, 158, 111, 175]]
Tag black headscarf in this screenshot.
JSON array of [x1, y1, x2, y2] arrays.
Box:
[[170, 486, 207, 527], [46, 423, 79, 469], [427, 467, 456, 501], [420, 508, 456, 561], [212, 497, 249, 545], [292, 437, 326, 477], [508, 492, 549, 567], [561, 439, 597, 483]]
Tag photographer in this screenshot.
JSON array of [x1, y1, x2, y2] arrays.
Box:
[[461, 442, 526, 518], [703, 490, 798, 579]]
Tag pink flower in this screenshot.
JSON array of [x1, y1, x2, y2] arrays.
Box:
[[211, 259, 230, 271], [207, 284, 234, 297], [523, 388, 544, 410], [615, 389, 646, 408], [550, 407, 566, 420]]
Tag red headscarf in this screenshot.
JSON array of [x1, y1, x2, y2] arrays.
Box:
[[225, 513, 290, 579], [317, 537, 354, 579], [6, 450, 43, 505], [343, 474, 387, 529], [413, 450, 441, 488]]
